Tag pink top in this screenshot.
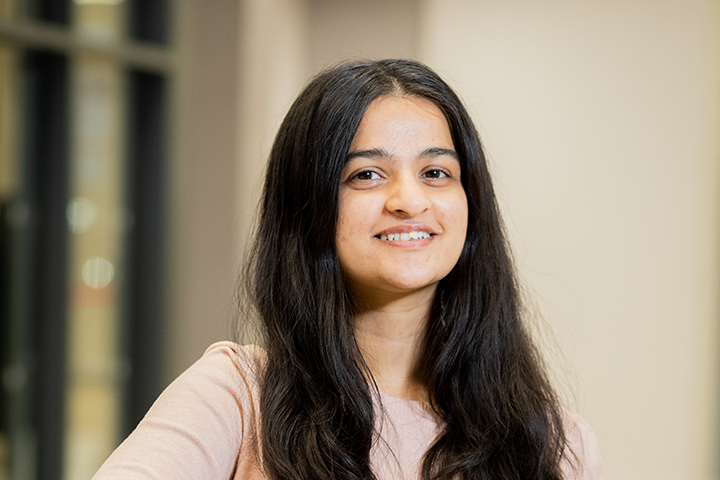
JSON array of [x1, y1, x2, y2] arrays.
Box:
[[93, 342, 603, 479]]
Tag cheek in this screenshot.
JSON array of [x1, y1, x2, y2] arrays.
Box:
[[337, 192, 377, 235], [336, 200, 354, 240], [335, 193, 367, 252], [438, 191, 469, 239], [444, 200, 469, 273]]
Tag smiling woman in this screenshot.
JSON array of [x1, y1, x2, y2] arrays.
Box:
[[93, 59, 603, 480]]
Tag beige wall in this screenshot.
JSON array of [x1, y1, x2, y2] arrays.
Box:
[[166, 0, 243, 381], [419, 1, 720, 478], [169, 1, 720, 478]]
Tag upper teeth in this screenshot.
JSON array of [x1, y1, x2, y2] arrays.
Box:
[[380, 231, 430, 241]]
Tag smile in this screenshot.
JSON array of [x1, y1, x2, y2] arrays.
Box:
[[378, 231, 431, 241]]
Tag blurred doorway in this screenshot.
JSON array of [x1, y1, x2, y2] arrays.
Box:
[[0, 1, 171, 478]]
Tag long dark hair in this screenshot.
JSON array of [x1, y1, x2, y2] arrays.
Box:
[[241, 59, 570, 479]]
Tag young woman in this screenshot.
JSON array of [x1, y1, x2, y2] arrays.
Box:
[[94, 59, 602, 479]]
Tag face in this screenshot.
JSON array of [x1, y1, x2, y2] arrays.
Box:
[[336, 95, 468, 303]]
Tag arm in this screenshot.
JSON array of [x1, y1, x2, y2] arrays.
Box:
[[92, 342, 257, 480]]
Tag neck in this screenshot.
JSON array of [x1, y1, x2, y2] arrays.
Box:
[[353, 289, 434, 402]]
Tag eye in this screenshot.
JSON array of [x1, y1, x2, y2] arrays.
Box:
[[351, 170, 381, 181], [422, 168, 450, 179]]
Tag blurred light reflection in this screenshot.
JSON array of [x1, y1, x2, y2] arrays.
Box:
[[81, 257, 115, 289], [67, 197, 98, 233]]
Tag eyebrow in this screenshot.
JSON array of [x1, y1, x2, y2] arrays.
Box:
[[346, 147, 389, 161], [345, 147, 459, 162], [421, 147, 459, 160]]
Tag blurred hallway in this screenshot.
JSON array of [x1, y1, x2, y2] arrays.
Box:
[[1, 0, 719, 479]]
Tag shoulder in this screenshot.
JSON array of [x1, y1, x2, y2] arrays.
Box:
[[193, 342, 267, 414], [201, 341, 266, 378], [562, 411, 604, 480], [172, 341, 266, 403], [92, 342, 267, 479]]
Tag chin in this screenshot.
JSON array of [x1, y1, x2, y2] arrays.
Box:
[[383, 275, 442, 295]]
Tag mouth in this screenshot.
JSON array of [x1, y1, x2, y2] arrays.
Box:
[[377, 231, 432, 241], [374, 224, 437, 242]]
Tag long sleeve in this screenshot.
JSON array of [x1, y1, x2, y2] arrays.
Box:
[[92, 342, 261, 480]]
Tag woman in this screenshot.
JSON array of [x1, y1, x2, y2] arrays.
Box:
[[94, 59, 602, 479]]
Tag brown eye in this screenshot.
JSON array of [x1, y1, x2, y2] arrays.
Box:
[[422, 168, 449, 179], [353, 170, 380, 181]]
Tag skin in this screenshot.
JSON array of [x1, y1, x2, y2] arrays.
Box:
[[336, 95, 468, 401]]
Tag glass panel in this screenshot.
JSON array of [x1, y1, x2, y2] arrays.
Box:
[[74, 0, 126, 43], [64, 53, 127, 480], [64, 2, 128, 478]]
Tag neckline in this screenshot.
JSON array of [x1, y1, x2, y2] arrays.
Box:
[[377, 388, 427, 406]]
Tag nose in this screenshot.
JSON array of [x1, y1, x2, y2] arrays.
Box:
[[384, 173, 431, 218]]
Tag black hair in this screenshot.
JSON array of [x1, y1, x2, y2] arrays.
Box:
[[241, 59, 570, 479]]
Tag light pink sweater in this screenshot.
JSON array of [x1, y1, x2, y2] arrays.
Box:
[[93, 342, 603, 479]]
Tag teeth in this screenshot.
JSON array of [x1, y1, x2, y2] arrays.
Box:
[[380, 231, 431, 241]]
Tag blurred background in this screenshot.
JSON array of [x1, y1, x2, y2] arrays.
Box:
[[0, 0, 718, 479]]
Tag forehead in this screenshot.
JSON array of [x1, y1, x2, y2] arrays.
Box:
[[349, 95, 454, 153]]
